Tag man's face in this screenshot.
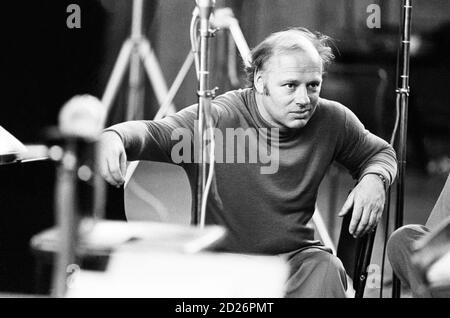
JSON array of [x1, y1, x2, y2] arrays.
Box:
[[255, 50, 323, 130]]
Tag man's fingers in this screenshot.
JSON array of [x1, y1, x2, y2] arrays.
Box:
[[96, 131, 127, 187], [366, 210, 379, 234], [354, 205, 371, 237], [376, 211, 383, 225], [98, 156, 115, 185], [338, 192, 354, 217], [344, 175, 387, 238], [103, 173, 117, 187], [355, 204, 383, 237], [120, 152, 127, 181], [107, 157, 124, 186], [368, 205, 383, 234], [349, 202, 363, 237], [100, 161, 117, 186]]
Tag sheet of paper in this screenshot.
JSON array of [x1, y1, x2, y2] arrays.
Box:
[[0, 126, 27, 156]]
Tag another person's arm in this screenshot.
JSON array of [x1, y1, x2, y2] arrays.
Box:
[[425, 172, 450, 230]]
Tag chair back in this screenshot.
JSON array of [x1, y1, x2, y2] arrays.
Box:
[[124, 161, 192, 224], [337, 211, 377, 298]]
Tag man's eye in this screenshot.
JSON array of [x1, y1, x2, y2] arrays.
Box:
[[308, 83, 320, 89], [284, 83, 295, 89]]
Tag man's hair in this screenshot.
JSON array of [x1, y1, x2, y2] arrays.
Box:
[[245, 27, 335, 87]]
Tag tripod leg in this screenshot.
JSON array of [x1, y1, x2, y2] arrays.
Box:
[[227, 18, 251, 68], [101, 39, 134, 124], [96, 40, 133, 230], [127, 45, 145, 121], [123, 54, 195, 188], [227, 32, 240, 88], [155, 52, 195, 120], [138, 39, 176, 114]]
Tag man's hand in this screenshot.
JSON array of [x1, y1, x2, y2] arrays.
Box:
[[338, 174, 386, 238], [97, 131, 127, 187]]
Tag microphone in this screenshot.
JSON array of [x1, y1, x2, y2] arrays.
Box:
[[59, 94, 106, 140], [196, 0, 215, 22], [196, 0, 215, 38], [212, 8, 252, 68], [52, 94, 106, 297]]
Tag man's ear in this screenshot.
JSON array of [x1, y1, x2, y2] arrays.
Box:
[[254, 70, 264, 94]]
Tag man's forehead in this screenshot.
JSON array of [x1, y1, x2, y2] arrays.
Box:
[[264, 53, 323, 74], [278, 33, 317, 51]]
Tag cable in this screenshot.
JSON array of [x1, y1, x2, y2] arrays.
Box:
[[390, 94, 401, 146], [378, 69, 402, 297], [190, 8, 200, 80], [380, 189, 392, 298], [191, 5, 215, 227], [200, 126, 216, 227]]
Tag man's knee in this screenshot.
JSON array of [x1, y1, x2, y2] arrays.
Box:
[[310, 250, 347, 297], [314, 250, 346, 276], [295, 248, 345, 274], [285, 249, 347, 297], [325, 253, 347, 286]]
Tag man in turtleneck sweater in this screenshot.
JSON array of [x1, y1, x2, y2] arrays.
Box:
[[98, 27, 397, 297]]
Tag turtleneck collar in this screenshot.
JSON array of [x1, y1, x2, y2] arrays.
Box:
[[247, 88, 304, 141]]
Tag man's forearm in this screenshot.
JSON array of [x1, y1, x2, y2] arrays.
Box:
[[104, 120, 162, 161], [358, 146, 398, 186]]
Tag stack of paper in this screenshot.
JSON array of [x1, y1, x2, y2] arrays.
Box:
[[0, 126, 27, 164], [31, 219, 227, 256]]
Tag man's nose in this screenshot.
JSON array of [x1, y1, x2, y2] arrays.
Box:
[[295, 86, 310, 106]]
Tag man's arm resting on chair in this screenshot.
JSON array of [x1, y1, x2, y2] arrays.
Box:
[[335, 108, 397, 239], [338, 173, 386, 238], [98, 119, 173, 187]]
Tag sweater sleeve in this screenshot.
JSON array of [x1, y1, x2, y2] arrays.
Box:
[[104, 103, 225, 162], [335, 107, 398, 185], [103, 104, 197, 162]]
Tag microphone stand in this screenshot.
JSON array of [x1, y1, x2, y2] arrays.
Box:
[[50, 139, 81, 297], [193, 0, 216, 226], [392, 0, 413, 298]]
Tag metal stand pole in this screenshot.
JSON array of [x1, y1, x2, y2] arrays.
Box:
[[51, 141, 80, 297], [392, 0, 412, 298], [194, 0, 216, 226], [127, 0, 145, 121]]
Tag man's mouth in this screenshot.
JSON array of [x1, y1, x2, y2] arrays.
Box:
[[291, 109, 311, 115]]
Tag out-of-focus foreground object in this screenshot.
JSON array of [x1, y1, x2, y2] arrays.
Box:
[[411, 218, 450, 296], [0, 126, 27, 164]]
